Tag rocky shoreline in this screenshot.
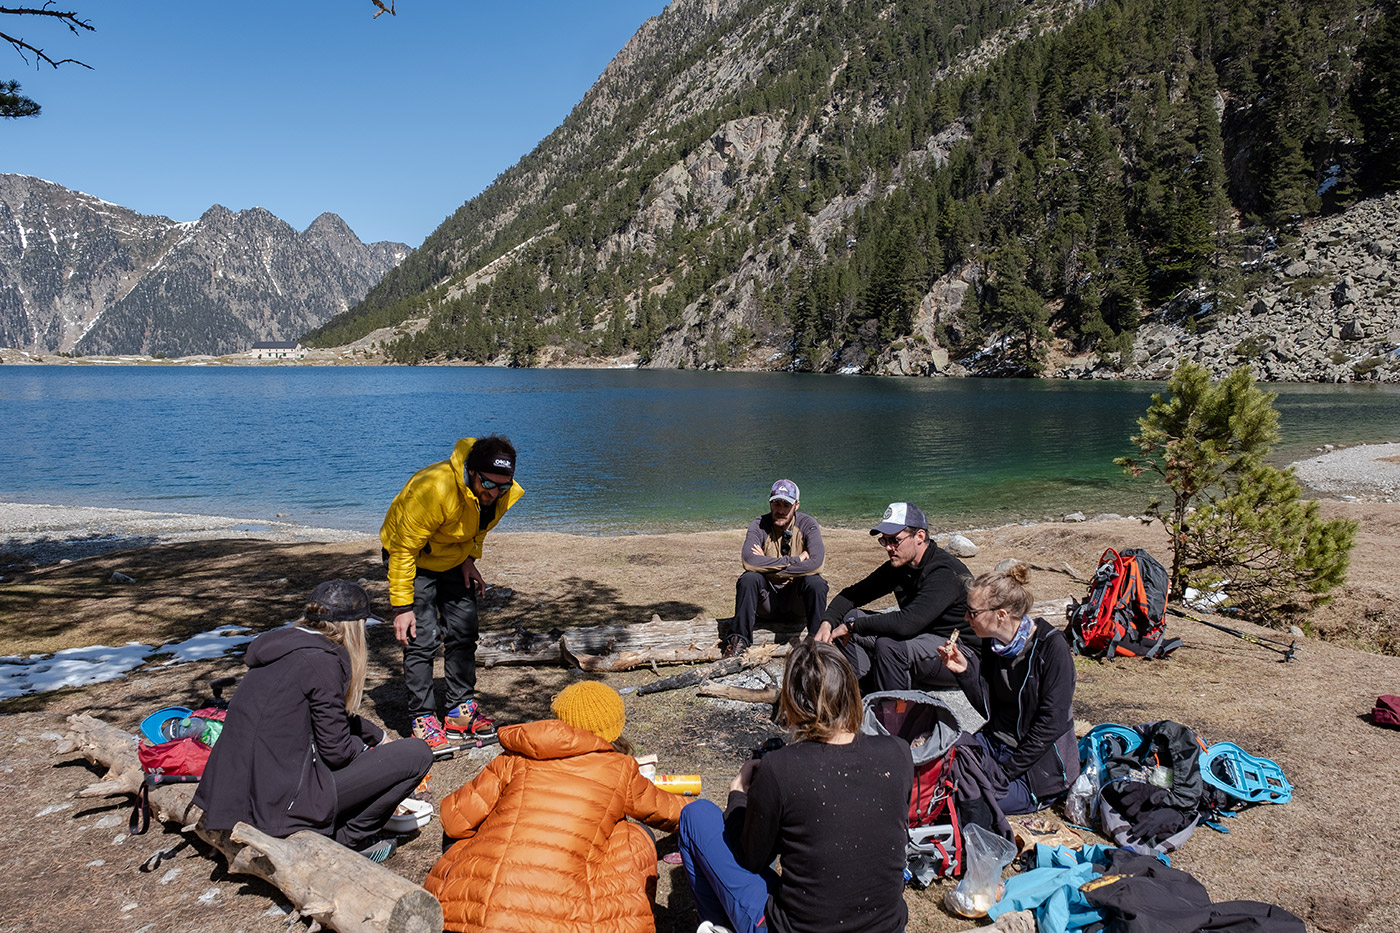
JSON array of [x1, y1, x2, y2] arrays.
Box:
[[3, 442, 1395, 570]]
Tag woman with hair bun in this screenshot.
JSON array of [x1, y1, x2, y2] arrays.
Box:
[[677, 640, 913, 933], [938, 563, 1080, 814], [195, 580, 432, 863]]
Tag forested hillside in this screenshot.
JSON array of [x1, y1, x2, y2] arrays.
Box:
[[304, 0, 1400, 378]]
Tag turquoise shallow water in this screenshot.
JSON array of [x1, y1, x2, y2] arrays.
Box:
[[1, 366, 1395, 534]]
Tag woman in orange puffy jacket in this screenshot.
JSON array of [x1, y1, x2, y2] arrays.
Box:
[[426, 681, 688, 933]]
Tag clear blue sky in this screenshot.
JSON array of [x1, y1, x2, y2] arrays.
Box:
[[5, 1, 670, 246]]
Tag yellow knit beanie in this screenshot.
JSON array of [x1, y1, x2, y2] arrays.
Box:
[[551, 681, 626, 742]]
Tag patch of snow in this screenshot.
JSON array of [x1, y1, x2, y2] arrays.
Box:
[[160, 625, 254, 663], [1183, 585, 1229, 611], [0, 643, 153, 699], [35, 803, 73, 817], [198, 888, 219, 903], [1318, 164, 1341, 195], [0, 625, 252, 699], [159, 867, 182, 884]]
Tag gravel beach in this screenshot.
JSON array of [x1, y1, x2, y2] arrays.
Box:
[[0, 501, 370, 569], [1289, 441, 1400, 500]]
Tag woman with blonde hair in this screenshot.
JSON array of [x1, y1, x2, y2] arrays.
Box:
[[677, 640, 914, 933], [938, 563, 1079, 814], [195, 580, 432, 862]]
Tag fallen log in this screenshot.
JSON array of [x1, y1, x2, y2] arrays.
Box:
[[58, 713, 442, 933], [478, 614, 805, 670], [476, 626, 569, 667], [697, 683, 780, 704], [1032, 598, 1073, 621]]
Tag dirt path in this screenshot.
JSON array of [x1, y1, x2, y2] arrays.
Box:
[[2, 501, 1397, 932]]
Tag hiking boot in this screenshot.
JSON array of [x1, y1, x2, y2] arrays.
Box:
[[721, 634, 749, 659], [356, 836, 398, 864], [412, 714, 449, 749], [444, 699, 495, 737]]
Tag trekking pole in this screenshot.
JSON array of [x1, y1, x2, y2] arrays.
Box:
[[1166, 607, 1298, 662]]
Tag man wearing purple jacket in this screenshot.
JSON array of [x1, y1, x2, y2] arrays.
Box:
[[725, 479, 829, 657]]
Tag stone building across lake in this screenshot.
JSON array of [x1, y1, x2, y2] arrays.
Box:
[[249, 341, 304, 360]]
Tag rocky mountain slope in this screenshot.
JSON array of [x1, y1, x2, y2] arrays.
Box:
[[307, 0, 1398, 383], [1114, 193, 1400, 383], [0, 174, 408, 357]]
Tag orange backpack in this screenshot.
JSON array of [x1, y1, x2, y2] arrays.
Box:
[[1067, 548, 1180, 659]]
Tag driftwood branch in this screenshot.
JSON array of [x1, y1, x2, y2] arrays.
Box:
[[58, 714, 441, 933], [631, 643, 789, 695], [696, 683, 779, 704]]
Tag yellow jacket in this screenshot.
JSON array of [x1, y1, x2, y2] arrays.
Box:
[[380, 438, 524, 608]]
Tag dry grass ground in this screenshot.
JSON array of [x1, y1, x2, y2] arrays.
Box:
[[1, 500, 1396, 933]]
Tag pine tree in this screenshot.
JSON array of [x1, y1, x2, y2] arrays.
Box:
[[0, 80, 39, 119], [1116, 361, 1280, 598], [1352, 3, 1400, 191], [1187, 462, 1358, 619]]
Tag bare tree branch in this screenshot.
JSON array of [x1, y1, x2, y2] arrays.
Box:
[[2, 4, 95, 70]]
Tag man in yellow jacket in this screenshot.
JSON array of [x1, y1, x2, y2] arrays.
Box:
[[381, 436, 523, 746]]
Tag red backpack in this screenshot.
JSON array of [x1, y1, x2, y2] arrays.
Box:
[[860, 691, 963, 881], [136, 704, 226, 781], [130, 706, 227, 834], [1067, 548, 1180, 659]]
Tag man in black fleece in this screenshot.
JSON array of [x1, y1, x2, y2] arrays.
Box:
[[815, 501, 976, 692]]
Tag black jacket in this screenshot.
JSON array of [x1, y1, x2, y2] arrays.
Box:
[[725, 733, 913, 933], [953, 617, 1079, 799], [193, 627, 383, 838], [824, 544, 976, 645]]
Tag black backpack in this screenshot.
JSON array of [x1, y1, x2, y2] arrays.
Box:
[[1097, 720, 1209, 855]]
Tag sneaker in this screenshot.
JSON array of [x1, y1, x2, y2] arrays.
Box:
[[444, 699, 495, 737], [721, 634, 749, 659], [412, 714, 449, 749], [357, 836, 397, 864]]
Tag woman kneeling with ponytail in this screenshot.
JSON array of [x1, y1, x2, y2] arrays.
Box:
[[678, 640, 914, 933]]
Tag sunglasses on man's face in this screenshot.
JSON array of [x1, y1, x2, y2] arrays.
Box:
[[877, 532, 910, 548], [474, 473, 510, 490]]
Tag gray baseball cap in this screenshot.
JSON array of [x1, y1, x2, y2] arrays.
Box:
[[870, 502, 929, 536]]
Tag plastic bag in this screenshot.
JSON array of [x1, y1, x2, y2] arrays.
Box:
[[1065, 751, 1102, 826], [944, 824, 1017, 918]]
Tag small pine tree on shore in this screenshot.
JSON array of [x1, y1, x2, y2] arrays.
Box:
[[1116, 361, 1356, 622], [1188, 463, 1357, 618]]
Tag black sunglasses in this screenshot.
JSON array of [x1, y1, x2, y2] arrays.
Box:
[[473, 472, 510, 490]]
